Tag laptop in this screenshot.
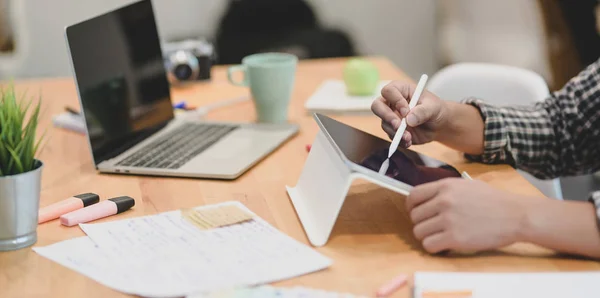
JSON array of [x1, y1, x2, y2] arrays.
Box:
[[64, 0, 298, 180]]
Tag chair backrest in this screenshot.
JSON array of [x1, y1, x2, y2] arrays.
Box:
[[427, 62, 563, 199], [428, 63, 549, 106]]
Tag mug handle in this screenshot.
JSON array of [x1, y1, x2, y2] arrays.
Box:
[[227, 65, 249, 87]]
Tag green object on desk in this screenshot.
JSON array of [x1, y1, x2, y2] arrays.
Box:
[[343, 58, 380, 96], [227, 53, 297, 124]]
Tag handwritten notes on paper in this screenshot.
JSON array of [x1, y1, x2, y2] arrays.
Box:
[[33, 202, 332, 298], [34, 237, 142, 294], [181, 204, 253, 230]]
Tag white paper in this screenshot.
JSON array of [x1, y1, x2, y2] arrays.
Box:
[[414, 271, 600, 298], [304, 80, 390, 113], [33, 237, 143, 295], [187, 286, 367, 298], [34, 202, 331, 298]]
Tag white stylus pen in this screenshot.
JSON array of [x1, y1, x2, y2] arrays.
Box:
[[387, 74, 429, 158]]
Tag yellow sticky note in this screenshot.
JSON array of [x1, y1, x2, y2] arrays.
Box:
[[182, 205, 253, 230]]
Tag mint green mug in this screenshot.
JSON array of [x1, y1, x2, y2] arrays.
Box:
[[228, 53, 298, 123]]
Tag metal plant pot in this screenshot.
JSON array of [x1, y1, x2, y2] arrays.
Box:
[[0, 160, 42, 251]]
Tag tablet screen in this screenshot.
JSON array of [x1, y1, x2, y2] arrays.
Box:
[[316, 114, 461, 186]]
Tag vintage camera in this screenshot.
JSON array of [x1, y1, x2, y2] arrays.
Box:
[[163, 39, 215, 84]]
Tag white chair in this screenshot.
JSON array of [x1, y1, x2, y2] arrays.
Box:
[[427, 62, 564, 199]]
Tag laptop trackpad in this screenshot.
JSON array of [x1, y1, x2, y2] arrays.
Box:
[[179, 126, 294, 176], [204, 133, 255, 158]]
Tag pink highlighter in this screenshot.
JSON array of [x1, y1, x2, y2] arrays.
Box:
[[60, 196, 135, 227], [38, 193, 99, 224]]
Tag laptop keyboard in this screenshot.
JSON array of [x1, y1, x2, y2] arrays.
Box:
[[116, 123, 238, 169]]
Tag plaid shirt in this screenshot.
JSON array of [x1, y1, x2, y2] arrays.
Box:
[[462, 58, 600, 215]]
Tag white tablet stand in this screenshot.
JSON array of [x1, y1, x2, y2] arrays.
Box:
[[286, 130, 408, 247]]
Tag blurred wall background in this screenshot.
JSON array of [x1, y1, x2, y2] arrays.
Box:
[[437, 0, 551, 82], [0, 0, 597, 199], [0, 0, 557, 86], [0, 0, 577, 86], [0, 0, 438, 80]]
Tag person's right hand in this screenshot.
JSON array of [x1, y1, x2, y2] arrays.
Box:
[[371, 80, 449, 147]]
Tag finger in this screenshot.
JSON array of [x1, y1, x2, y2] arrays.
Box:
[[422, 231, 452, 254], [406, 101, 438, 127], [409, 197, 441, 224], [383, 122, 412, 141], [381, 82, 413, 117], [401, 138, 412, 148], [413, 215, 444, 240], [407, 129, 427, 146], [381, 122, 396, 139], [405, 179, 446, 211], [383, 125, 412, 147], [372, 97, 401, 129], [403, 131, 412, 144]]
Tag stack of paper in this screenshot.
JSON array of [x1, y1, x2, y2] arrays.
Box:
[[304, 80, 390, 114], [52, 112, 86, 134], [34, 202, 332, 298], [414, 271, 600, 298]]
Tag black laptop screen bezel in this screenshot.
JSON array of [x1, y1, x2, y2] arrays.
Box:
[[65, 0, 174, 165]]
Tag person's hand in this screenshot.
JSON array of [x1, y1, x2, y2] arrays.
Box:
[[406, 178, 536, 254], [371, 81, 449, 147]]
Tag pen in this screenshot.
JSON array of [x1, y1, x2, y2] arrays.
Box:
[[387, 74, 429, 158], [195, 95, 250, 114], [60, 196, 135, 226], [461, 171, 473, 180], [65, 106, 80, 115], [376, 273, 408, 297], [38, 193, 100, 224], [173, 101, 187, 109]]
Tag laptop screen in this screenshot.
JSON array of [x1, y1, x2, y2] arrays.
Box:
[[66, 0, 174, 164]]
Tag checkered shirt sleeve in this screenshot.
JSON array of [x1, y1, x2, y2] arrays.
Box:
[[462, 58, 600, 203]]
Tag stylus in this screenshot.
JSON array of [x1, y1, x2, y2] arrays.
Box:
[[461, 171, 473, 180], [387, 74, 428, 158]]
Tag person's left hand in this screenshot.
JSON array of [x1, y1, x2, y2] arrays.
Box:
[[406, 178, 536, 254]]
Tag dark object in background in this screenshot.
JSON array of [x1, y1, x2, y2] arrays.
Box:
[[555, 0, 600, 67], [538, 0, 600, 90], [215, 0, 355, 64]]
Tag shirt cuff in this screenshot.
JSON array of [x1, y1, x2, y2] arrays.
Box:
[[461, 98, 516, 166], [589, 191, 600, 230]]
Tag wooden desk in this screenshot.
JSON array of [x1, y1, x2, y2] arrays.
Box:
[[1, 57, 598, 298]]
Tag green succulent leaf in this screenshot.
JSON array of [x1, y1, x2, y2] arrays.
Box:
[[0, 83, 43, 176], [6, 147, 24, 173]]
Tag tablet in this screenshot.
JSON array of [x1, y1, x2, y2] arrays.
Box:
[[314, 113, 461, 191]]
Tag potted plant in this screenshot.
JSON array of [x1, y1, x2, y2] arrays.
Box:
[[0, 83, 43, 251]]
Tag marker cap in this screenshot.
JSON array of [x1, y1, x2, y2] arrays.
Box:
[[108, 196, 135, 214], [74, 193, 100, 207]]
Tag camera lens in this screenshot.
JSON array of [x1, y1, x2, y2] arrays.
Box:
[[166, 50, 200, 83], [174, 64, 193, 80]]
